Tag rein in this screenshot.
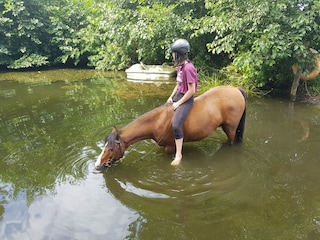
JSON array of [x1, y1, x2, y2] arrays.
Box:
[[104, 138, 124, 168], [115, 139, 123, 156], [115, 130, 168, 164], [133, 130, 168, 161]]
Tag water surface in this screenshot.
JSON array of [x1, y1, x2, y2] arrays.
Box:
[[0, 70, 320, 239]]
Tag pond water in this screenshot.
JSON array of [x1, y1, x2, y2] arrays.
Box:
[[1, 70, 320, 240]]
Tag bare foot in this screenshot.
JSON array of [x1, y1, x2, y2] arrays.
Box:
[[171, 156, 182, 166]]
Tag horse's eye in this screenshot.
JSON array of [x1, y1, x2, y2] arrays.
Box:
[[108, 148, 113, 152]]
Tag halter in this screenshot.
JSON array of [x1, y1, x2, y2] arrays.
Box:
[[103, 137, 124, 168], [102, 126, 168, 167]]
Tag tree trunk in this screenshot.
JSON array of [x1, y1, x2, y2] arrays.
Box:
[[290, 69, 302, 101]]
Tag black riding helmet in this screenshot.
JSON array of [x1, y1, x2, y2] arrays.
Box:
[[171, 39, 190, 56]]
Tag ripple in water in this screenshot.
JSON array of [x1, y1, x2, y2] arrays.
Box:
[[55, 145, 95, 184], [115, 178, 170, 199], [103, 143, 245, 201]]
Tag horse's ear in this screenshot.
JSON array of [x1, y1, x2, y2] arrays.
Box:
[[112, 126, 121, 140], [112, 126, 118, 133]]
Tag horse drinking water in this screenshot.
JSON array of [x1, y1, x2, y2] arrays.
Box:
[[95, 86, 246, 169]]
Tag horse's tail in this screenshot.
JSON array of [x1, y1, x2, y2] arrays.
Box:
[[235, 88, 246, 144]]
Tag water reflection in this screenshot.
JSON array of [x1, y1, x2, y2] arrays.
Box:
[[102, 143, 246, 239], [1, 71, 320, 239], [101, 97, 320, 239], [0, 164, 138, 239], [104, 142, 244, 198], [0, 72, 175, 239]]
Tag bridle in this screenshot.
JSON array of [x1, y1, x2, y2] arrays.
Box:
[[103, 136, 124, 168], [101, 125, 169, 168]]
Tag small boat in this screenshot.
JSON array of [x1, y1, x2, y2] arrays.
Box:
[[125, 62, 176, 82]]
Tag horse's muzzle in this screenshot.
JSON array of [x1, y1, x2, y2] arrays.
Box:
[[95, 163, 108, 170], [95, 160, 116, 170]]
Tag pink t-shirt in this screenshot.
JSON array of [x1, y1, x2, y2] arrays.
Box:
[[176, 62, 198, 94]]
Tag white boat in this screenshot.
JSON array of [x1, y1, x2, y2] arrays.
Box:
[[125, 62, 176, 82]]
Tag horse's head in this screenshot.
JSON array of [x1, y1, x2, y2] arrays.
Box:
[[95, 127, 124, 170]]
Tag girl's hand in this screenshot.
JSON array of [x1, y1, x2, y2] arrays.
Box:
[[167, 97, 173, 103], [172, 102, 180, 110]]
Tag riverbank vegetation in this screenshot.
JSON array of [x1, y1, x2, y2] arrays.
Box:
[[1, 0, 319, 95]]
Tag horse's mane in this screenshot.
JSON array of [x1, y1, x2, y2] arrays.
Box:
[[105, 132, 116, 144]]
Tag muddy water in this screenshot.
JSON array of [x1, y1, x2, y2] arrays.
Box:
[[0, 70, 320, 239]]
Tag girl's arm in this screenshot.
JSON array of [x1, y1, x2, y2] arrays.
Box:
[[167, 84, 178, 103], [172, 82, 195, 110]]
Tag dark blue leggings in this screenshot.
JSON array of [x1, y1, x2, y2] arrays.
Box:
[[172, 92, 194, 139]]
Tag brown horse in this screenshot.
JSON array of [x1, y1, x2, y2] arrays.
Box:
[[95, 86, 246, 169]]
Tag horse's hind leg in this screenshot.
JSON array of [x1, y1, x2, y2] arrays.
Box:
[[221, 124, 237, 145]]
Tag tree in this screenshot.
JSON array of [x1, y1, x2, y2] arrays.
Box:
[[83, 0, 204, 70], [196, 0, 320, 93], [0, 0, 52, 68], [48, 0, 96, 66]]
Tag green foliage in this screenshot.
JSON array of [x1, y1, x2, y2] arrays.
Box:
[[83, 2, 134, 70], [48, 0, 96, 66], [0, 0, 52, 68], [83, 1, 199, 70], [8, 54, 48, 69], [0, 0, 207, 70], [1, 0, 320, 93], [196, 0, 320, 90]]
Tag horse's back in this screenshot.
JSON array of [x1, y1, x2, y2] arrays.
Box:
[[194, 86, 245, 113], [184, 86, 245, 142], [197, 86, 244, 102]]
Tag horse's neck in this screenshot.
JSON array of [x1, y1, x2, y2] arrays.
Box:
[[120, 104, 172, 147]]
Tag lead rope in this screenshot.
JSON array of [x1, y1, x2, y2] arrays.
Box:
[[134, 130, 168, 161]]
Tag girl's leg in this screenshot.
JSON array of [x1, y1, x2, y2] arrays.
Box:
[[171, 95, 194, 166], [171, 138, 183, 166]]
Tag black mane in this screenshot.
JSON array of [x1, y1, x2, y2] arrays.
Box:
[[105, 132, 116, 145]]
